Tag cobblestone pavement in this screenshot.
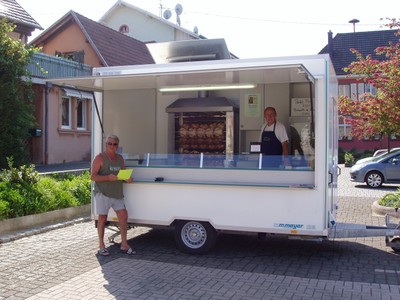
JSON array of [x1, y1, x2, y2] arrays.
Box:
[[1, 166, 400, 299]]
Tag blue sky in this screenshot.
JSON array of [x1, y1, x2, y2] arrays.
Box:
[[18, 0, 400, 58]]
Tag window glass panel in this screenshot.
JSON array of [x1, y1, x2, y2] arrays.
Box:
[[339, 126, 345, 139], [62, 97, 71, 128], [338, 84, 350, 97], [350, 83, 357, 100], [77, 99, 86, 129], [358, 83, 365, 95], [365, 84, 377, 95], [339, 123, 352, 140]]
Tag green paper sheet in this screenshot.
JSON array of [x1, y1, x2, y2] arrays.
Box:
[[117, 169, 133, 180]]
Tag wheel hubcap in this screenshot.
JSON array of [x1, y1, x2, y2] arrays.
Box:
[[367, 174, 382, 187], [181, 222, 207, 249]]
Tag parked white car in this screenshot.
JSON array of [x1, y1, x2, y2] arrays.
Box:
[[355, 148, 400, 165], [373, 147, 400, 157]]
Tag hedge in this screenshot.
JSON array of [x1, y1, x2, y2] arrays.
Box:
[[0, 158, 90, 221]]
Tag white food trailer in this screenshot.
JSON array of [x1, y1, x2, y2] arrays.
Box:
[[50, 40, 400, 254]]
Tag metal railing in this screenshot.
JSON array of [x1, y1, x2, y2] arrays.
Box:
[[27, 52, 92, 78]]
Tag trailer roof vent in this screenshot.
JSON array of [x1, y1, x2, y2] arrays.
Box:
[[147, 39, 232, 64]]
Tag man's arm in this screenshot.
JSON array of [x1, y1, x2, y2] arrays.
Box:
[[282, 140, 289, 156]]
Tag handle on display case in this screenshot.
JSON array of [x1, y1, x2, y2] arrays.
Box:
[[328, 171, 333, 185]]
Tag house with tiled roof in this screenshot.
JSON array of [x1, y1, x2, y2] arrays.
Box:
[[99, 0, 237, 59], [0, 0, 42, 43], [30, 10, 154, 67], [319, 29, 400, 153], [99, 0, 202, 43], [25, 10, 155, 165], [320, 29, 398, 77]]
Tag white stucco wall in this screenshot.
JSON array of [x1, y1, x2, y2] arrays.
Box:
[[100, 5, 198, 43]]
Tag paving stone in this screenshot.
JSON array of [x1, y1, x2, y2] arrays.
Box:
[[1, 166, 400, 299]]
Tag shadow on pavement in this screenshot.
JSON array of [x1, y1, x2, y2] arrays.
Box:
[[354, 184, 399, 191], [97, 227, 400, 300]]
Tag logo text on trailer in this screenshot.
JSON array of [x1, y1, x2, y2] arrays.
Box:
[[274, 223, 304, 230]]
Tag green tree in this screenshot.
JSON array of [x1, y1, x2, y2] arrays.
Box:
[[338, 23, 400, 150], [0, 19, 39, 168]]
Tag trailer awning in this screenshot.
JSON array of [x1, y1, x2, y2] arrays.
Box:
[[47, 56, 322, 92]]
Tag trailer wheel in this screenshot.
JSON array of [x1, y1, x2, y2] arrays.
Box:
[[390, 237, 400, 253], [365, 171, 383, 188], [174, 221, 217, 254]]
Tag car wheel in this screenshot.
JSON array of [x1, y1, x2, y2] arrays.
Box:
[[389, 237, 400, 253], [365, 171, 383, 188], [174, 220, 217, 254]]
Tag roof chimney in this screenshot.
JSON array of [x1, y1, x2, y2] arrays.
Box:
[[328, 30, 333, 59]]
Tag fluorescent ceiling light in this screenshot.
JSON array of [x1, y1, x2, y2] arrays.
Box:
[[159, 83, 256, 92]]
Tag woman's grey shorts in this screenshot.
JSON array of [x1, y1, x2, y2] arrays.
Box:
[[95, 193, 126, 215]]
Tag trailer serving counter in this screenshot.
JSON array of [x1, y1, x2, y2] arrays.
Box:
[[49, 50, 400, 254]]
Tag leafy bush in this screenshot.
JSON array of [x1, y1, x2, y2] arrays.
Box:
[[0, 198, 9, 221], [69, 171, 91, 205], [0, 158, 91, 221], [0, 158, 43, 219], [344, 152, 355, 165], [338, 148, 376, 164], [379, 187, 400, 208], [46, 171, 91, 206], [36, 177, 78, 211]]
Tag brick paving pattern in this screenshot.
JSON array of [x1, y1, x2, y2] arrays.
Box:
[[1, 165, 400, 299]]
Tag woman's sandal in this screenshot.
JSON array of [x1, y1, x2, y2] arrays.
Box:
[[98, 248, 110, 256], [120, 247, 136, 255]]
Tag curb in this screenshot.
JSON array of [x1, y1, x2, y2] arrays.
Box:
[[371, 200, 400, 218], [0, 216, 91, 244], [0, 204, 91, 244]]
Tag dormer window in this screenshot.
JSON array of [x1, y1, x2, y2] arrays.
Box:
[[119, 25, 129, 34]]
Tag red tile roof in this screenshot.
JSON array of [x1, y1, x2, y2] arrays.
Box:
[[73, 11, 154, 66], [30, 10, 154, 67]]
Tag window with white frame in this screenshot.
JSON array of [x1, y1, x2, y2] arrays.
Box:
[[338, 82, 377, 140], [338, 116, 352, 140], [338, 85, 350, 98], [77, 99, 87, 130], [61, 97, 71, 129], [340, 83, 376, 99]]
